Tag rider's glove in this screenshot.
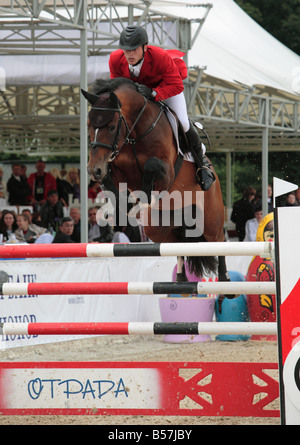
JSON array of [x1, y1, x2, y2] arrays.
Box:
[[137, 84, 156, 100]]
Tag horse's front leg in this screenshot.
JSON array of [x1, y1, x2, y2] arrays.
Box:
[[142, 157, 172, 204], [176, 256, 188, 282]]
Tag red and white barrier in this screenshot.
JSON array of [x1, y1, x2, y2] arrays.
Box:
[[0, 281, 276, 296], [0, 321, 277, 336], [0, 241, 273, 259]]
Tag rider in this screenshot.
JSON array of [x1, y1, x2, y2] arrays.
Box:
[[109, 25, 215, 191]]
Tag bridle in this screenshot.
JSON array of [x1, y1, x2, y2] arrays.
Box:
[[90, 95, 164, 162]]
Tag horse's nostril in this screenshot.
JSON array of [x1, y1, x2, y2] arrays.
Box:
[[95, 168, 102, 180], [87, 166, 101, 181]]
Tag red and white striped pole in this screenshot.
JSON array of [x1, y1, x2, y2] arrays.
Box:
[[0, 281, 276, 296], [0, 241, 273, 259], [0, 321, 277, 336]]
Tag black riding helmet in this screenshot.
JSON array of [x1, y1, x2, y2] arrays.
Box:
[[119, 25, 148, 50]]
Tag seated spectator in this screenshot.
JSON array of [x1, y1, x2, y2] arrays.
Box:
[[27, 160, 57, 209], [22, 208, 43, 227], [7, 163, 31, 205], [21, 208, 33, 224], [39, 189, 64, 232], [14, 213, 47, 243], [69, 205, 81, 243], [65, 167, 80, 202], [243, 204, 263, 242], [0, 210, 18, 242], [88, 206, 114, 243], [52, 217, 74, 243]]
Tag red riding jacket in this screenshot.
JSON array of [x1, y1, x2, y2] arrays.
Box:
[[109, 46, 185, 102]]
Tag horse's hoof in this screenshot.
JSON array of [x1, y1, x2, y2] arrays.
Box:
[[176, 273, 188, 283]]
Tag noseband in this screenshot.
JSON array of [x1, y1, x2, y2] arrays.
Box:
[[90, 96, 164, 162]]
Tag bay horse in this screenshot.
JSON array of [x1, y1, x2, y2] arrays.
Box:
[[82, 77, 231, 287]]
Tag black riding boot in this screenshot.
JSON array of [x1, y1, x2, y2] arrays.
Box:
[[185, 123, 216, 191]]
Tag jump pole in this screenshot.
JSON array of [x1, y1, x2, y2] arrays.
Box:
[[0, 281, 276, 296], [0, 321, 277, 336], [0, 241, 273, 258]]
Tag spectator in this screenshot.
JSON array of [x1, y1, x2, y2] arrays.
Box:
[[65, 167, 80, 202], [6, 163, 31, 205], [49, 167, 74, 208], [27, 160, 57, 209], [231, 186, 256, 241], [113, 224, 143, 242], [0, 167, 6, 200], [112, 226, 131, 243], [22, 207, 45, 228], [243, 204, 263, 242], [0, 210, 18, 242], [21, 208, 33, 224], [60, 169, 67, 179], [20, 164, 27, 180], [52, 217, 74, 243], [32, 210, 43, 226], [69, 205, 81, 243], [285, 192, 298, 206], [88, 206, 114, 243], [39, 189, 64, 232], [88, 180, 102, 202], [267, 185, 273, 212], [14, 213, 47, 243], [255, 185, 273, 214]]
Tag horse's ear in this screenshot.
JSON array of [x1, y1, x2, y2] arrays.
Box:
[[109, 91, 121, 108], [81, 89, 99, 105]]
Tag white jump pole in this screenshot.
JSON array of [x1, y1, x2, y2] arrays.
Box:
[[0, 321, 277, 336], [0, 241, 274, 258]]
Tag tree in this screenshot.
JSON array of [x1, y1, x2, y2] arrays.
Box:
[[235, 0, 300, 55]]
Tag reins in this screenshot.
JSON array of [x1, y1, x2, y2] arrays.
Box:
[[90, 96, 164, 163]]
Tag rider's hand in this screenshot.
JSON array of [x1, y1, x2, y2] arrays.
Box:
[[136, 84, 155, 100]]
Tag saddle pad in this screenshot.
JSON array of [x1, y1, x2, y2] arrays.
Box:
[[164, 107, 195, 163]]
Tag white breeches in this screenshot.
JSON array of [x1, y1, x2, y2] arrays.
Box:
[[164, 91, 190, 133], [164, 91, 206, 154]]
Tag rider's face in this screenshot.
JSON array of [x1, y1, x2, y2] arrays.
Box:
[[123, 45, 146, 65]]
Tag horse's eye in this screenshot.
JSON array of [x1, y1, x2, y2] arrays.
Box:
[[109, 124, 116, 133]]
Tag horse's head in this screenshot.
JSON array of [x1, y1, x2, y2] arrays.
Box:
[[82, 88, 124, 182]]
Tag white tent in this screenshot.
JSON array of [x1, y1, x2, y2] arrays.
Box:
[[175, 0, 300, 97]]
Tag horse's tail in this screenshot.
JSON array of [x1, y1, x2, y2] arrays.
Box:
[[186, 236, 219, 278], [174, 215, 219, 278]]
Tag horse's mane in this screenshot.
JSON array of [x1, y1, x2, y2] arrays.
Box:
[[91, 77, 137, 95]]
